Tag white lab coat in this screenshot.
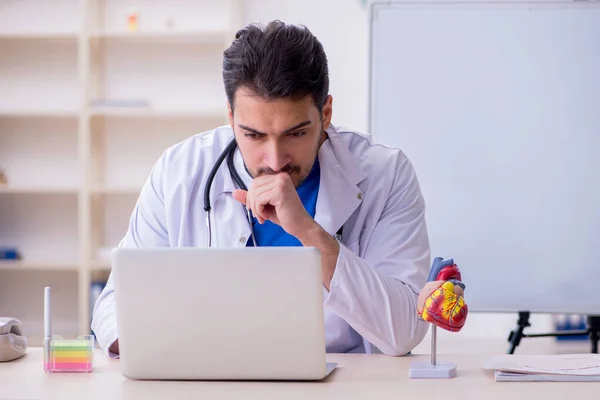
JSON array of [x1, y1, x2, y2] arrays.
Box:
[[92, 124, 431, 357]]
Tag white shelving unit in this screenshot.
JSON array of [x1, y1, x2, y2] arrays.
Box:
[[0, 0, 242, 345]]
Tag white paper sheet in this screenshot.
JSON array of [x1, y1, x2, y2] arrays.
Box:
[[484, 354, 600, 376], [494, 370, 600, 382]]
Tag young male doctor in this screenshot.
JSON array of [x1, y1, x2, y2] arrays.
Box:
[[92, 20, 431, 358]]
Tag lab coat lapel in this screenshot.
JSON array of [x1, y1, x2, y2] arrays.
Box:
[[209, 145, 253, 248], [314, 125, 366, 237]]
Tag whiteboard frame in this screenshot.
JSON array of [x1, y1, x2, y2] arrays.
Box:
[[367, 0, 600, 135]]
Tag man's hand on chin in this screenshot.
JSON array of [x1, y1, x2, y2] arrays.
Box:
[[232, 173, 340, 290]]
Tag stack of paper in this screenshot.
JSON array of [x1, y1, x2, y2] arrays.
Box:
[[483, 354, 600, 382]]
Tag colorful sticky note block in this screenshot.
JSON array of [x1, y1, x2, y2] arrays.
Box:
[[44, 335, 94, 373]]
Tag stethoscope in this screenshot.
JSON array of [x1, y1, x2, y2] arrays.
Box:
[[203, 138, 343, 248]]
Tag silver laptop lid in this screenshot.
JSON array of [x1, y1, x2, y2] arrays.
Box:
[[112, 247, 328, 380]]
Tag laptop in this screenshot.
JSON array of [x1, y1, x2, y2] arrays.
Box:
[[111, 246, 337, 381]]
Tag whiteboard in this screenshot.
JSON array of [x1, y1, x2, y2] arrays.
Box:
[[369, 1, 600, 314]]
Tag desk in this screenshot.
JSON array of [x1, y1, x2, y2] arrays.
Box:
[[1, 347, 598, 400]]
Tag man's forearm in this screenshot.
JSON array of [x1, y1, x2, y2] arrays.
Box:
[[323, 245, 429, 356], [297, 222, 340, 291]]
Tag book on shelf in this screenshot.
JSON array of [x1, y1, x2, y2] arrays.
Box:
[[89, 99, 151, 109], [0, 248, 20, 260]]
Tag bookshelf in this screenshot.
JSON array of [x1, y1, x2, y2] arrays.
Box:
[[0, 0, 242, 345]]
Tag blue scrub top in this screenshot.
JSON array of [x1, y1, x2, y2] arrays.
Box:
[[247, 157, 320, 247]]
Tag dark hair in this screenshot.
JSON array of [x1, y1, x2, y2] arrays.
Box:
[[222, 20, 329, 112]]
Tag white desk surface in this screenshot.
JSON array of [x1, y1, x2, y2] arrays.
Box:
[[1, 344, 599, 400]]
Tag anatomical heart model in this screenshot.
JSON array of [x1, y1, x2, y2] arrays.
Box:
[[409, 257, 468, 378]]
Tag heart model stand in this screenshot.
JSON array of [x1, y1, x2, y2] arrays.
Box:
[[409, 257, 468, 379]]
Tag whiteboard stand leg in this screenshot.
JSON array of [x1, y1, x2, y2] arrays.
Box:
[[409, 325, 457, 379], [588, 316, 599, 354], [507, 311, 531, 354], [507, 313, 600, 354]]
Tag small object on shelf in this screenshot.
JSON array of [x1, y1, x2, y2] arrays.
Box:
[[554, 314, 588, 341], [89, 98, 151, 109], [127, 9, 139, 32], [0, 248, 21, 261], [0, 169, 7, 186], [409, 257, 468, 379], [44, 287, 94, 373], [165, 17, 175, 30]]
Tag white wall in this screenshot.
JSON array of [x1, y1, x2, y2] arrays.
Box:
[[242, 0, 370, 133]]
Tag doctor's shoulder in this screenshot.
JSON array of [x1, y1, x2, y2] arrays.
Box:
[[336, 127, 416, 188], [139, 126, 234, 204], [151, 126, 233, 184]]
